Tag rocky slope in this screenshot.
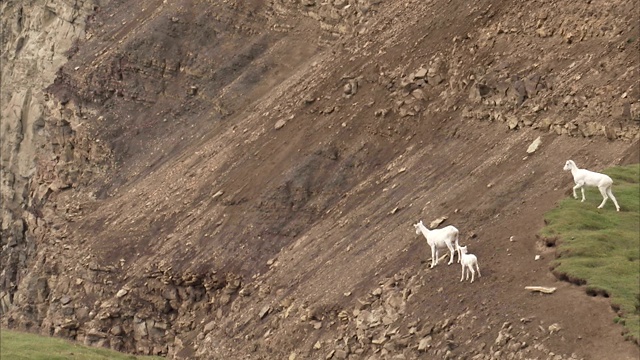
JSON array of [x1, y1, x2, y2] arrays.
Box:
[[1, 0, 639, 359]]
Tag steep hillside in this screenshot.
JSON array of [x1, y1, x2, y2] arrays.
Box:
[[1, 0, 639, 359]]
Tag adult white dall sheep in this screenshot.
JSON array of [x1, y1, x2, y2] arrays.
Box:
[[413, 220, 461, 268], [459, 245, 481, 283], [563, 160, 620, 211]]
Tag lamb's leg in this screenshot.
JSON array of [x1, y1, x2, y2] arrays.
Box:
[[476, 262, 481, 278], [460, 264, 465, 282], [572, 183, 580, 199], [597, 186, 609, 209], [470, 268, 475, 283], [580, 187, 586, 202], [607, 188, 620, 211]]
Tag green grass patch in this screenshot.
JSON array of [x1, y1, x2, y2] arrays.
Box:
[[0, 329, 163, 360], [541, 164, 640, 343]]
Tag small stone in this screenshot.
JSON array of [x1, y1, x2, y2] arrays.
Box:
[[526, 136, 542, 154], [534, 255, 541, 261], [110, 325, 123, 336], [604, 126, 617, 140], [548, 323, 561, 334], [239, 287, 251, 296], [334, 349, 348, 359], [204, 321, 216, 333], [418, 337, 431, 351], [411, 89, 424, 100], [414, 68, 428, 79], [116, 289, 128, 298], [212, 190, 224, 199], [429, 216, 448, 229], [274, 119, 286, 130], [259, 306, 271, 319]]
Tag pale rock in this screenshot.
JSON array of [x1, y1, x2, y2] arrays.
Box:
[[548, 323, 561, 334], [429, 216, 448, 229], [418, 337, 431, 351], [259, 305, 271, 319], [526, 136, 542, 154], [414, 68, 428, 79], [274, 119, 286, 130]]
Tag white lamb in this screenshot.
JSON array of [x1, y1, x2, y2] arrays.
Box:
[[413, 220, 461, 268], [563, 160, 620, 211], [459, 245, 481, 283]]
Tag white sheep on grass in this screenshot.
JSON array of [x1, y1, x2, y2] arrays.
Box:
[[414, 220, 461, 268], [459, 245, 481, 283], [563, 160, 620, 211]]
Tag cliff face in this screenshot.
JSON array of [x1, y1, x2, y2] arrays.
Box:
[[1, 0, 639, 359], [0, 0, 99, 315]]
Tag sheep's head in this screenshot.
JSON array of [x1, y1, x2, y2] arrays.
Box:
[[459, 245, 468, 254], [413, 221, 422, 235], [563, 160, 574, 171]]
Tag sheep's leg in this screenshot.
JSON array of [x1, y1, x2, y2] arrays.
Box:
[[607, 188, 620, 211], [460, 264, 465, 282], [430, 246, 437, 268], [580, 187, 586, 202], [572, 183, 580, 199], [447, 245, 455, 265], [476, 262, 481, 278], [470, 268, 475, 283], [597, 186, 609, 209]]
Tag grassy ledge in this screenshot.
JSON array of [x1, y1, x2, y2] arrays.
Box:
[[0, 328, 164, 360], [540, 164, 640, 344]]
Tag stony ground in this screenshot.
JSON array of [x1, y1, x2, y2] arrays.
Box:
[[1, 0, 639, 359]]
